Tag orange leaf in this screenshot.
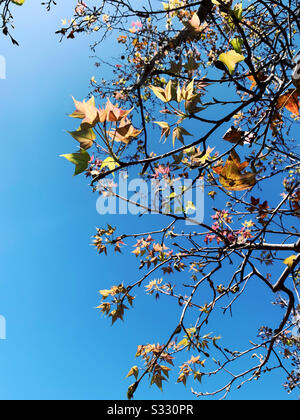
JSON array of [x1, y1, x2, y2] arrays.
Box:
[[247, 72, 268, 90], [276, 89, 300, 116]]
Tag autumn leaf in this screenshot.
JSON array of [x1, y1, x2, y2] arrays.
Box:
[[100, 157, 120, 172], [149, 86, 168, 103], [151, 374, 166, 391], [213, 150, 256, 191], [223, 127, 245, 144], [60, 149, 90, 176], [172, 126, 192, 147], [70, 96, 99, 127], [126, 366, 139, 380], [99, 99, 133, 123], [276, 89, 300, 116], [177, 372, 188, 386], [68, 126, 96, 150], [109, 118, 142, 144], [150, 82, 174, 103], [194, 371, 203, 383], [218, 50, 245, 75], [188, 146, 215, 166], [127, 382, 138, 400], [154, 121, 171, 141], [247, 72, 268, 90], [164, 80, 173, 102], [283, 255, 298, 269], [12, 0, 25, 4]]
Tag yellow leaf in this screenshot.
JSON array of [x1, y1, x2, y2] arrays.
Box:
[[126, 366, 139, 380], [164, 80, 173, 102], [213, 151, 256, 191], [149, 85, 168, 102], [100, 157, 120, 172], [283, 255, 298, 269], [219, 50, 245, 75]]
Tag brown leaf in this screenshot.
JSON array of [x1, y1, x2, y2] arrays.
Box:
[[223, 127, 245, 144]]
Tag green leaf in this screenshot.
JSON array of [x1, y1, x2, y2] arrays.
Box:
[[230, 37, 244, 54], [68, 126, 96, 150], [219, 50, 245, 75], [234, 3, 243, 20], [60, 149, 90, 176]]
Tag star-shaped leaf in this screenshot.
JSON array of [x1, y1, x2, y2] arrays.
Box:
[[60, 149, 90, 176], [68, 126, 96, 150], [70, 96, 99, 127], [213, 150, 256, 191], [219, 50, 245, 75]]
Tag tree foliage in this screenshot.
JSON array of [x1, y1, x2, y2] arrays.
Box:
[[4, 0, 300, 399]]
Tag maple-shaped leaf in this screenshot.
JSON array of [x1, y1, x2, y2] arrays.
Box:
[[150, 374, 166, 391], [194, 371, 203, 383], [109, 118, 142, 144], [60, 149, 90, 176], [100, 156, 120, 172], [172, 126, 193, 147], [154, 121, 171, 141], [223, 127, 245, 144], [149, 82, 174, 103], [160, 365, 171, 378], [126, 366, 139, 380], [177, 372, 188, 386], [188, 146, 215, 166], [68, 126, 96, 150], [99, 99, 133, 123], [213, 150, 256, 191], [276, 89, 300, 116], [218, 50, 245, 75], [70, 96, 99, 127]]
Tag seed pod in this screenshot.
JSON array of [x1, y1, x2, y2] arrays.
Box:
[[292, 58, 300, 91]]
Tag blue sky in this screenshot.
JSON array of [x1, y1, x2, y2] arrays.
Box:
[[0, 1, 297, 400]]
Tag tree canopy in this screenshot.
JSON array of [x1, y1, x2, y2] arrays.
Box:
[[3, 0, 300, 399]]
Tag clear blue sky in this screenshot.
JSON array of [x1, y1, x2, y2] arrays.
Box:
[[0, 2, 296, 400]]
